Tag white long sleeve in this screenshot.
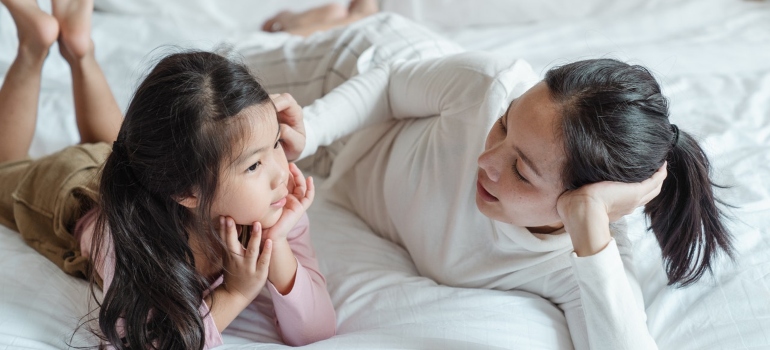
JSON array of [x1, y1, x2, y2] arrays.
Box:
[[298, 52, 536, 161], [567, 238, 658, 350]]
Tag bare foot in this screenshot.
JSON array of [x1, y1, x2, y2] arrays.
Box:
[[262, 0, 379, 37], [348, 0, 378, 18], [52, 0, 94, 61], [263, 3, 348, 34], [1, 0, 59, 58]]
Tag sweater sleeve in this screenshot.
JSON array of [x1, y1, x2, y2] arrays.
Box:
[[264, 213, 337, 346], [298, 52, 537, 160], [566, 238, 658, 350]]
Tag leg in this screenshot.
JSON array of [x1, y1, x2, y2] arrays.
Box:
[[0, 0, 59, 163], [262, 0, 379, 37], [53, 0, 122, 144]]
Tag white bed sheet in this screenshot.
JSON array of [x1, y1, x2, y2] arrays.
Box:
[[1, 0, 768, 349]]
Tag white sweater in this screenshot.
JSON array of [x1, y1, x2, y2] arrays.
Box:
[[297, 50, 659, 350]]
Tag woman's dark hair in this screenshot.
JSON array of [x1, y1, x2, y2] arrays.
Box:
[[91, 51, 271, 348], [545, 58, 733, 287]]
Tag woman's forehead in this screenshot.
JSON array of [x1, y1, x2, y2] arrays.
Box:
[[508, 82, 565, 184]]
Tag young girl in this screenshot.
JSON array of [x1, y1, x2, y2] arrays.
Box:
[[247, 12, 733, 350], [0, 0, 335, 348]]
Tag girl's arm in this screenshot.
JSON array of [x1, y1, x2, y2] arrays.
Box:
[[258, 164, 335, 345], [265, 213, 336, 346], [206, 216, 273, 341]]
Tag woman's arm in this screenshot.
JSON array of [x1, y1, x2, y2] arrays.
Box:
[[296, 52, 538, 160], [556, 165, 667, 349], [564, 237, 658, 350]]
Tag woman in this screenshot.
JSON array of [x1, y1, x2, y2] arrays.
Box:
[[250, 12, 732, 350]]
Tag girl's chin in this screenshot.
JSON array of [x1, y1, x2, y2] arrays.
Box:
[[258, 208, 283, 229]]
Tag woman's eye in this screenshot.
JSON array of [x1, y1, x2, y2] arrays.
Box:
[[498, 116, 507, 132], [247, 161, 261, 173], [513, 159, 529, 183], [274, 140, 282, 149]]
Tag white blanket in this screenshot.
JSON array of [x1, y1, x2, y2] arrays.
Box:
[[0, 1, 768, 349]]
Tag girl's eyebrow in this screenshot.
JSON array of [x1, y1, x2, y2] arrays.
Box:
[[237, 126, 281, 165]]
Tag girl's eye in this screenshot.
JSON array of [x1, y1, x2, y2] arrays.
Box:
[[274, 140, 282, 149], [247, 161, 261, 173], [513, 159, 529, 183]]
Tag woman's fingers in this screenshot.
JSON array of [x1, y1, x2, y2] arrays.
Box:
[[271, 93, 303, 126], [639, 162, 668, 204], [280, 124, 306, 161]]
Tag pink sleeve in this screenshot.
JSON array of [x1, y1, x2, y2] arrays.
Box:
[[77, 210, 224, 349], [264, 213, 337, 346]]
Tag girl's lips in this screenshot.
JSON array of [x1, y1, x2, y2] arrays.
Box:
[[476, 179, 499, 202], [270, 196, 287, 207]]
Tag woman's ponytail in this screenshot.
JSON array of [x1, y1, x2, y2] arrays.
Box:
[[645, 128, 734, 286], [545, 58, 734, 287]]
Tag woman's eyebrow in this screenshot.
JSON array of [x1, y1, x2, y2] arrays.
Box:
[[514, 145, 542, 178]]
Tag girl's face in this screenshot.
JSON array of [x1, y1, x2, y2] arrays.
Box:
[[476, 82, 567, 233], [212, 105, 289, 229]]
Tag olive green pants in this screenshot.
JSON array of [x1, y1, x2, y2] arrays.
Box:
[[0, 143, 110, 280]]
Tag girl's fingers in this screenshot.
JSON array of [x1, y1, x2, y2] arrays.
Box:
[[245, 222, 262, 264], [256, 239, 273, 280], [224, 217, 242, 255], [218, 216, 226, 241], [289, 163, 306, 197], [303, 176, 315, 207]]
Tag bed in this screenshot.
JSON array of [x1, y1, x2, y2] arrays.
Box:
[[1, 0, 768, 349]]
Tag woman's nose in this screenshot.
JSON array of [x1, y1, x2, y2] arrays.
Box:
[[478, 148, 501, 182]]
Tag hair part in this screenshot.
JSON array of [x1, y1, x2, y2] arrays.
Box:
[[91, 50, 271, 349], [545, 58, 734, 286]]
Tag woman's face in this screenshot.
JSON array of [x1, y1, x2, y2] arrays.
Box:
[[476, 82, 567, 233]]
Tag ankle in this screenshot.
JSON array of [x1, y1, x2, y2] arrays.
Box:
[[16, 44, 49, 67], [62, 39, 95, 65]]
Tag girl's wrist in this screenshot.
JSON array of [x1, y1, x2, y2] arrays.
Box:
[[267, 238, 299, 295]]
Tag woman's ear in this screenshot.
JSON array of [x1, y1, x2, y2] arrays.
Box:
[[174, 192, 199, 209]]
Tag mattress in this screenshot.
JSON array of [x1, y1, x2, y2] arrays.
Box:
[[0, 0, 768, 349]]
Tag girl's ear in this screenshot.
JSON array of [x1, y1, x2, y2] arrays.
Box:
[[174, 192, 199, 209]]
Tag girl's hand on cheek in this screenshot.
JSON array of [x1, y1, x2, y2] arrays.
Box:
[[219, 216, 273, 303], [557, 163, 667, 256], [271, 93, 306, 162], [263, 163, 315, 243]]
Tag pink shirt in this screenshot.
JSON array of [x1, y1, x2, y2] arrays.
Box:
[[75, 209, 336, 348]]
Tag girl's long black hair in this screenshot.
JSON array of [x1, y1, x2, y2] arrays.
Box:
[[91, 51, 270, 348], [545, 59, 733, 286]]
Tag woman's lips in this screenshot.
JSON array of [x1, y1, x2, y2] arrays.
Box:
[[476, 179, 499, 202]]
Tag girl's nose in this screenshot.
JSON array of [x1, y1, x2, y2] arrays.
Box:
[[271, 157, 288, 189]]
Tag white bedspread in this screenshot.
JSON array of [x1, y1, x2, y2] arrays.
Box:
[[1, 1, 768, 349]]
